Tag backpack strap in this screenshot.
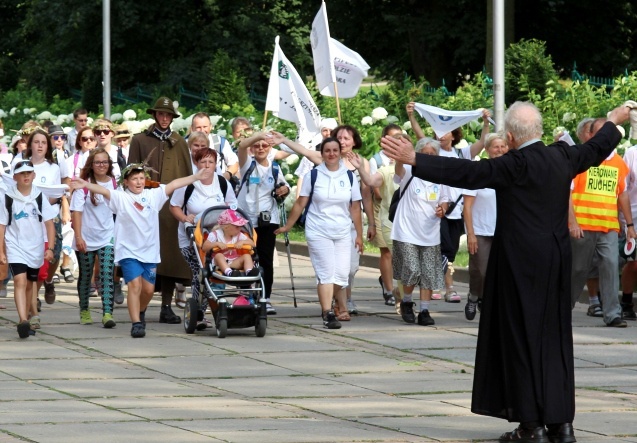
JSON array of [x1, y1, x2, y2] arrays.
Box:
[[236, 160, 257, 196], [372, 152, 383, 169], [272, 161, 280, 183], [218, 174, 228, 198], [182, 184, 195, 215], [72, 151, 81, 178], [211, 135, 227, 166], [5, 193, 43, 226], [302, 168, 319, 217], [347, 169, 354, 205]]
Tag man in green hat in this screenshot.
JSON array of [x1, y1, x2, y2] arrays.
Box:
[[128, 97, 192, 324]]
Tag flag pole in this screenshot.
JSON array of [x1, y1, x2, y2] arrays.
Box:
[[333, 82, 342, 124], [262, 111, 268, 131]]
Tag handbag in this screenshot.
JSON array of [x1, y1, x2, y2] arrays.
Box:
[[388, 176, 414, 222]]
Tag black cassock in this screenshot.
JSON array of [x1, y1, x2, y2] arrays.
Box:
[[412, 122, 621, 424]]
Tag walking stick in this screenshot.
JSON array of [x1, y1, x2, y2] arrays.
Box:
[[278, 201, 298, 307]]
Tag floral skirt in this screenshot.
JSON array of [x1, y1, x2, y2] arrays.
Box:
[[392, 240, 445, 290]]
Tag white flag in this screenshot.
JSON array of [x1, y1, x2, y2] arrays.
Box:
[[265, 36, 321, 146], [310, 1, 335, 94], [319, 39, 370, 99], [414, 103, 484, 139]]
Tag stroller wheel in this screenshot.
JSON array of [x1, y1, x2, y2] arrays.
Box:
[[184, 298, 199, 334], [216, 318, 228, 338], [255, 317, 267, 337]]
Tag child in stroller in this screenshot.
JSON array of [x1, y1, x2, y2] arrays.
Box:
[[202, 209, 259, 278]]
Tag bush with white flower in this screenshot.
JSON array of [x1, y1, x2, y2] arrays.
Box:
[[123, 109, 137, 120], [361, 116, 373, 126], [371, 107, 388, 122]]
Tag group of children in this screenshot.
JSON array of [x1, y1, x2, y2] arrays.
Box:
[[2, 142, 257, 339]]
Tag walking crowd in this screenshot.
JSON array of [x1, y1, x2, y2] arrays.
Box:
[[2, 94, 636, 443]]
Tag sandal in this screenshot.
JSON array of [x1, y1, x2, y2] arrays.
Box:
[[337, 312, 351, 321], [383, 292, 396, 306], [60, 267, 74, 283], [431, 293, 442, 300], [174, 284, 187, 309]]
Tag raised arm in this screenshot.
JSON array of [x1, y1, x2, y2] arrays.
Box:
[[469, 109, 491, 158], [346, 152, 383, 187], [407, 102, 425, 140], [69, 178, 111, 200], [165, 167, 213, 196], [269, 131, 322, 165], [237, 132, 268, 167]]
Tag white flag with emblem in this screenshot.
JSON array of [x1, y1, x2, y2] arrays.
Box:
[[319, 38, 370, 99], [265, 36, 321, 146], [414, 103, 484, 139]]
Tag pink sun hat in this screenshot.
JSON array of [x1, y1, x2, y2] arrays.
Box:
[[218, 209, 248, 226]]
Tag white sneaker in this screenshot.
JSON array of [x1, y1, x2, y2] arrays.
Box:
[[347, 299, 358, 314]]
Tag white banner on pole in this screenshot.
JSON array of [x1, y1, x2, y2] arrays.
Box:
[[265, 36, 321, 146], [310, 1, 336, 93], [414, 103, 484, 138], [318, 38, 370, 99]]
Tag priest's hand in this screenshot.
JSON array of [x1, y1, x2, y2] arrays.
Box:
[[380, 136, 416, 166]]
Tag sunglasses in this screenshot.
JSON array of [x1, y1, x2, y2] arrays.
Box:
[[14, 160, 34, 169], [52, 135, 67, 141], [81, 136, 96, 142], [94, 129, 112, 136], [93, 160, 109, 166], [253, 143, 269, 150], [76, 118, 88, 123]]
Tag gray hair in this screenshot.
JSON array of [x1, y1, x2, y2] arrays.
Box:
[[415, 137, 441, 154], [484, 132, 506, 150], [504, 102, 543, 145], [575, 117, 595, 142]]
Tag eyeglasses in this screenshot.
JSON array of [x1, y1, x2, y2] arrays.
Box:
[[93, 161, 109, 166], [253, 143, 269, 150], [14, 161, 34, 169], [52, 135, 67, 141], [81, 136, 96, 142], [94, 129, 111, 136], [76, 118, 88, 123]]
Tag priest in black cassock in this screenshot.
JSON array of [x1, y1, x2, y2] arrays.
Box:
[[381, 102, 631, 443]]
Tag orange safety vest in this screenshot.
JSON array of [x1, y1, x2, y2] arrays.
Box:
[[571, 153, 628, 233]]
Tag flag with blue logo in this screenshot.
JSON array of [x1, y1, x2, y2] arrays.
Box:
[[414, 103, 484, 139]]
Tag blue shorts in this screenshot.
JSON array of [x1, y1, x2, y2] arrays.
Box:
[[119, 258, 157, 285]]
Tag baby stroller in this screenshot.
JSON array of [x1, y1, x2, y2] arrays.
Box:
[[184, 205, 267, 338]]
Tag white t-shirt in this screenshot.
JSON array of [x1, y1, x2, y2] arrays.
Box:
[[438, 146, 470, 220], [107, 186, 170, 264], [209, 134, 238, 176], [70, 178, 116, 251], [463, 187, 497, 236], [33, 162, 62, 229], [237, 160, 289, 225], [391, 165, 450, 246], [301, 163, 362, 240], [0, 186, 57, 268], [66, 150, 90, 180], [295, 156, 315, 178], [56, 154, 69, 179], [105, 145, 121, 180], [170, 178, 238, 248]]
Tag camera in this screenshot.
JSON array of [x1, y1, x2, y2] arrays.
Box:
[[271, 183, 287, 203], [258, 211, 271, 227]]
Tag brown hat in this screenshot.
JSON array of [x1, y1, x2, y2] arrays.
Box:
[[113, 123, 132, 140], [146, 97, 180, 118]]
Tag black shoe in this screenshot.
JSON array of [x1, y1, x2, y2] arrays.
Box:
[[499, 425, 549, 442], [383, 292, 396, 306], [621, 302, 637, 320], [229, 270, 243, 277], [586, 304, 603, 317], [140, 310, 146, 328], [546, 423, 576, 443], [130, 322, 146, 338], [17, 321, 31, 339], [607, 317, 627, 328], [44, 282, 56, 304], [417, 309, 435, 326], [247, 268, 260, 277], [159, 306, 181, 324], [322, 311, 341, 329], [400, 301, 416, 324], [465, 298, 478, 321]]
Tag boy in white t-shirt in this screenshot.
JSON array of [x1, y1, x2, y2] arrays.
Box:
[[70, 163, 212, 338], [0, 161, 57, 338]]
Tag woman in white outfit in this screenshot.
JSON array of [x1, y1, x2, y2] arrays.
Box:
[[276, 137, 363, 329]]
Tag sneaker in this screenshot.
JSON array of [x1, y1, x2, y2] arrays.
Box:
[[322, 311, 342, 329], [89, 283, 98, 297], [140, 310, 146, 328], [29, 315, 41, 330], [621, 303, 637, 320], [196, 317, 212, 330], [102, 313, 116, 328], [444, 290, 461, 303], [607, 317, 628, 328], [347, 299, 358, 315], [229, 269, 243, 277], [587, 304, 603, 317], [130, 322, 146, 338], [400, 301, 416, 323], [44, 281, 56, 304], [247, 268, 260, 277], [113, 282, 125, 305], [80, 310, 93, 325], [17, 320, 31, 338], [159, 305, 181, 324], [465, 298, 478, 321], [417, 309, 435, 326], [266, 302, 277, 315]]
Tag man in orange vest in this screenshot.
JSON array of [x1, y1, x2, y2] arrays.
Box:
[[570, 118, 637, 327]]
